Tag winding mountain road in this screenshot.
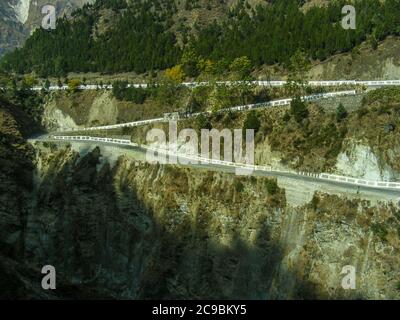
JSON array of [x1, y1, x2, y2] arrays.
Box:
[[27, 83, 400, 204], [29, 135, 400, 199]]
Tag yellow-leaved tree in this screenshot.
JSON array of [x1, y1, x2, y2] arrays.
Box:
[[68, 79, 82, 92], [165, 65, 185, 83]]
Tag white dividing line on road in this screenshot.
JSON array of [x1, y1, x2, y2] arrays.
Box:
[[28, 80, 400, 92], [74, 90, 355, 132], [47, 135, 400, 191]]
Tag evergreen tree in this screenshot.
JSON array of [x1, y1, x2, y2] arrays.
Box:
[[290, 97, 309, 123], [243, 110, 261, 133], [336, 103, 348, 121]]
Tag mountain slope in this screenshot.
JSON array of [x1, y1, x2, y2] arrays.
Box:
[[2, 0, 400, 78]]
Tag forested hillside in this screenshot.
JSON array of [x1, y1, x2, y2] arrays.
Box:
[[1, 0, 400, 77]]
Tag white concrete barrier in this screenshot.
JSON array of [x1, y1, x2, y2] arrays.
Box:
[[28, 80, 400, 92], [48, 135, 400, 191]]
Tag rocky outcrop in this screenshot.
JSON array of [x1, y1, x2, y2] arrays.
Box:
[[335, 141, 399, 181]]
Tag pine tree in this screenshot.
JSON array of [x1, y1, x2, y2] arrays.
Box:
[[336, 103, 348, 122]]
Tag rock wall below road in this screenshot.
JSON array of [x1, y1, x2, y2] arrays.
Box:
[[11, 141, 399, 299]]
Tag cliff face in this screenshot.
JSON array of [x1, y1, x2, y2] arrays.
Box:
[[0, 98, 34, 258], [29, 142, 287, 299], [11, 140, 400, 300], [2, 97, 400, 299], [0, 98, 46, 298]]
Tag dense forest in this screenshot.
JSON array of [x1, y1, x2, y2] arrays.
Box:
[[1, 0, 400, 77]]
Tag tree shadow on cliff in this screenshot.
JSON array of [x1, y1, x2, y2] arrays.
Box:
[[17, 147, 365, 300], [135, 211, 323, 300]]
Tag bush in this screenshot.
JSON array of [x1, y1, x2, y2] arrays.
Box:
[[234, 180, 244, 192], [229, 56, 252, 80], [125, 87, 148, 104], [67, 79, 81, 92], [310, 194, 320, 210], [112, 80, 148, 104], [357, 107, 368, 119], [223, 110, 237, 124], [165, 64, 185, 83], [371, 223, 388, 241], [336, 103, 348, 122], [243, 110, 261, 133], [283, 111, 291, 122], [290, 97, 309, 123], [265, 179, 278, 195], [196, 113, 212, 130], [112, 80, 128, 100], [181, 47, 200, 78], [254, 87, 271, 103]]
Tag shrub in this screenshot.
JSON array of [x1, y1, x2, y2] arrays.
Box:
[[112, 80, 128, 100], [357, 107, 368, 119], [181, 47, 200, 77], [125, 87, 148, 104], [196, 113, 212, 130], [234, 179, 244, 192], [290, 97, 309, 123], [371, 223, 388, 241], [310, 194, 320, 210], [22, 75, 37, 88], [112, 81, 148, 104], [165, 64, 185, 83], [229, 56, 252, 80], [243, 110, 261, 133], [254, 87, 271, 103], [223, 110, 237, 124], [283, 111, 291, 122], [265, 179, 278, 195], [336, 103, 348, 122], [67, 79, 81, 92]]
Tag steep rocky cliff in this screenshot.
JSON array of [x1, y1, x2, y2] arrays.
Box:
[[23, 141, 400, 299], [2, 93, 400, 299], [0, 96, 46, 298]]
